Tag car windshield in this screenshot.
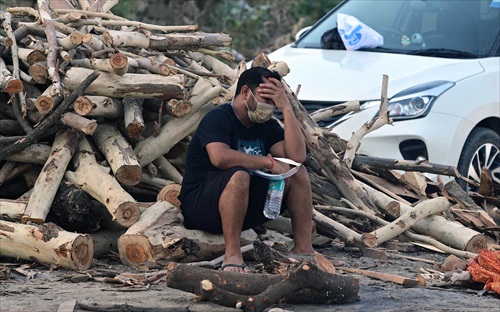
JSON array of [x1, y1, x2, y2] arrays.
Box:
[[295, 0, 500, 58]]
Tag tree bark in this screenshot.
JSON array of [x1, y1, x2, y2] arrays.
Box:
[[122, 98, 145, 139], [74, 95, 123, 119], [59, 112, 98, 135], [0, 220, 94, 271]]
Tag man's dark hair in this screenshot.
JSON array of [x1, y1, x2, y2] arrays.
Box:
[[235, 67, 281, 96]]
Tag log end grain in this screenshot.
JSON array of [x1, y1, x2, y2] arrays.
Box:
[[118, 234, 154, 268], [71, 234, 95, 271], [157, 183, 181, 205], [116, 165, 142, 186], [3, 79, 24, 94], [115, 202, 140, 228], [35, 95, 55, 115], [465, 234, 491, 253], [74, 96, 93, 115]]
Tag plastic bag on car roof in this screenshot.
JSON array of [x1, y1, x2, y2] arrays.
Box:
[[337, 13, 384, 51]]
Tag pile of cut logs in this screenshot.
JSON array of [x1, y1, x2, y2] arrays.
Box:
[[0, 0, 499, 310]]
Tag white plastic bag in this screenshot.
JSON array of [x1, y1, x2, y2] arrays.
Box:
[[337, 13, 384, 51]]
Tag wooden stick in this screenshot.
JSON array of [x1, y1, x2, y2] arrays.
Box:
[[337, 266, 419, 286], [22, 129, 83, 224]]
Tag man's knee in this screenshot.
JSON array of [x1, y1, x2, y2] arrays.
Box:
[[226, 169, 251, 191], [290, 166, 310, 186]]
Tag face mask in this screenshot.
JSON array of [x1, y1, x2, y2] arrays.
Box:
[[245, 91, 275, 123]]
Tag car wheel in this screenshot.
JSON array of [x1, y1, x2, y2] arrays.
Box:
[[456, 127, 500, 191]]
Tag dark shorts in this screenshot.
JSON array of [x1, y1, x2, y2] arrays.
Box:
[[179, 166, 287, 234]]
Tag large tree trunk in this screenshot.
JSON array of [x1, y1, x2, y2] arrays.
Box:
[[0, 220, 94, 271]]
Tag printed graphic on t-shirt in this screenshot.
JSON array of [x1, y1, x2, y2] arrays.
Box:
[[238, 139, 264, 156]]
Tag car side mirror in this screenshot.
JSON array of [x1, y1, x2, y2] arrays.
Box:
[[295, 26, 312, 41]]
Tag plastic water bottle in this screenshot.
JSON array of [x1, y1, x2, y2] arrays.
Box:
[[263, 179, 285, 219]]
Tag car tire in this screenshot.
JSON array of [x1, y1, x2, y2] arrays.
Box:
[[456, 127, 500, 191]]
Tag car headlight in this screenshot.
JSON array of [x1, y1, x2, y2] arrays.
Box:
[[377, 80, 455, 121]]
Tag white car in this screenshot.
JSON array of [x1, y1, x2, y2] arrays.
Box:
[[268, 0, 500, 190]]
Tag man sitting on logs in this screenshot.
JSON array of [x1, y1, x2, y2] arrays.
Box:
[[179, 66, 316, 273]]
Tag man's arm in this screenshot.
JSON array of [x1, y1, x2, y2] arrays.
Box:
[[206, 142, 273, 171], [260, 77, 306, 163]]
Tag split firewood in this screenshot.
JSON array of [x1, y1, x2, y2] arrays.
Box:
[[337, 266, 419, 287], [118, 201, 258, 269], [91, 124, 142, 186], [0, 220, 94, 271], [65, 137, 140, 228], [445, 180, 484, 211], [21, 129, 83, 224]]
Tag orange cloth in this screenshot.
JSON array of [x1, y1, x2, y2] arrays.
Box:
[[467, 249, 500, 294]]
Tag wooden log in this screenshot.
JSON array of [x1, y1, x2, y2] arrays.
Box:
[[57, 31, 83, 50], [156, 183, 181, 205], [134, 78, 222, 166], [63, 67, 185, 99], [312, 209, 364, 247], [65, 138, 140, 228], [91, 124, 142, 186], [153, 156, 183, 184], [103, 31, 231, 51], [0, 220, 94, 271], [0, 198, 27, 221], [74, 95, 123, 119], [361, 197, 450, 247], [71, 53, 128, 76], [90, 229, 125, 258], [60, 112, 98, 135], [28, 61, 48, 85], [0, 57, 23, 94], [21, 129, 83, 224], [122, 98, 145, 139], [17, 48, 46, 66], [4, 143, 51, 165], [35, 84, 64, 115], [118, 201, 258, 269], [165, 99, 192, 117], [416, 270, 473, 287], [167, 261, 359, 308]]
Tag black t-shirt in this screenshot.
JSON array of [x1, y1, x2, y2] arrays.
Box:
[[178, 103, 284, 200]]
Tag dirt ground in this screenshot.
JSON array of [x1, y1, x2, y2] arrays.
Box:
[[1, 243, 499, 312]]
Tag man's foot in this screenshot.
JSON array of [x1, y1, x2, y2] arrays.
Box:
[[220, 262, 251, 273]]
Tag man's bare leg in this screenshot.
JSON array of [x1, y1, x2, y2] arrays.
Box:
[[218, 170, 251, 273], [285, 166, 315, 254]]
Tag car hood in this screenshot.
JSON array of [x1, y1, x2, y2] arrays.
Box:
[[268, 45, 484, 102]]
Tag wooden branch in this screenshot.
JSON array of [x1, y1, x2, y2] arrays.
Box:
[[65, 137, 140, 228], [361, 197, 450, 247], [69, 20, 198, 33], [38, 0, 62, 97], [91, 124, 142, 186], [352, 155, 462, 177], [0, 70, 100, 161], [0, 220, 94, 271], [28, 61, 48, 85], [153, 156, 183, 184], [312, 209, 364, 247], [337, 267, 419, 286], [4, 143, 51, 165], [35, 84, 64, 115], [344, 75, 392, 167], [21, 129, 83, 224], [54, 9, 128, 21], [71, 53, 128, 76], [0, 57, 23, 94], [311, 100, 360, 123]]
